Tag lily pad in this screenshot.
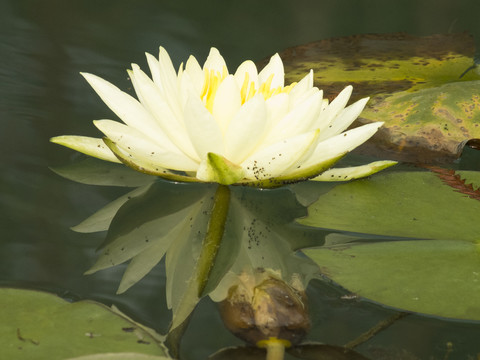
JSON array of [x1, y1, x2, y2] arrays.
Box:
[[298, 170, 480, 320], [274, 33, 480, 162], [0, 288, 168, 360], [304, 239, 480, 321], [298, 170, 480, 242]]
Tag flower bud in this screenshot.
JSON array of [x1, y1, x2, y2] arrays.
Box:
[[219, 270, 310, 346]]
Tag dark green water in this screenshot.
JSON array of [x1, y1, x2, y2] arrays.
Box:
[[1, 0, 480, 359]]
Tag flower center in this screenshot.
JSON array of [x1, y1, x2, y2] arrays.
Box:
[[201, 66, 228, 113], [201, 66, 297, 113], [239, 73, 297, 104]]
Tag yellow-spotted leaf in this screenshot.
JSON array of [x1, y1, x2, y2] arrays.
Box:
[[274, 33, 480, 162]]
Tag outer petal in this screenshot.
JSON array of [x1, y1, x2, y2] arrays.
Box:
[[242, 153, 345, 188], [185, 55, 204, 94], [224, 94, 267, 164], [302, 122, 383, 168], [129, 65, 199, 160], [212, 75, 242, 132], [157, 47, 183, 119], [288, 70, 314, 108], [102, 137, 199, 183], [318, 97, 369, 140], [241, 129, 319, 180], [50, 135, 120, 163], [258, 53, 284, 89], [311, 160, 398, 182], [184, 95, 225, 160], [94, 119, 199, 171], [81, 72, 167, 143], [145, 52, 162, 86], [318, 85, 353, 129]]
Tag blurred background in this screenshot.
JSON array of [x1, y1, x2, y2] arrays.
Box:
[[1, 0, 480, 359]]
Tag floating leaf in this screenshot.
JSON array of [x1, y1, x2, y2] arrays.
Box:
[[0, 288, 168, 360], [299, 170, 480, 319], [298, 171, 480, 242], [67, 353, 169, 360], [304, 239, 480, 321], [275, 33, 480, 162]]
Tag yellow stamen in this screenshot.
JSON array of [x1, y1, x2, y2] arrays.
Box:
[[202, 66, 228, 113], [245, 81, 256, 103], [240, 72, 250, 101], [258, 74, 274, 97], [202, 66, 298, 111]]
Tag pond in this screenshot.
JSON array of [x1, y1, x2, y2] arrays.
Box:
[[1, 0, 480, 359]]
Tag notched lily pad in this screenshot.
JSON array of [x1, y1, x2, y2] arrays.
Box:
[[273, 33, 480, 163]]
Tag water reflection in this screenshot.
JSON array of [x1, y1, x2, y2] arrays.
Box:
[[53, 157, 320, 319]]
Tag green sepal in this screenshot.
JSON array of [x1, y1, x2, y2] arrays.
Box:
[[241, 153, 346, 188], [203, 152, 245, 185], [102, 137, 199, 183], [311, 160, 398, 182]]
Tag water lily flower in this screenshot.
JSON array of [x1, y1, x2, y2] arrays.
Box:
[[51, 47, 395, 187]]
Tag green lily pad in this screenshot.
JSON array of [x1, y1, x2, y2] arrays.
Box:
[[275, 33, 480, 162], [298, 171, 480, 242], [303, 239, 480, 321], [0, 288, 168, 360], [67, 354, 169, 360], [298, 170, 480, 320]]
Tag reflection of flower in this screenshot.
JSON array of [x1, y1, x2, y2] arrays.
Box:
[[51, 47, 394, 187], [218, 269, 310, 347]]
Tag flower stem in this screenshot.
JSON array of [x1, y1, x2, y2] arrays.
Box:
[[196, 184, 231, 296], [266, 341, 285, 360], [257, 338, 288, 360]]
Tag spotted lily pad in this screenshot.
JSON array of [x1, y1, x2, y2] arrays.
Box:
[[274, 33, 480, 162]]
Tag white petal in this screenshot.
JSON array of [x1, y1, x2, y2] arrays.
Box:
[[81, 72, 167, 143], [241, 129, 319, 180], [263, 91, 323, 145], [203, 47, 228, 73], [185, 55, 204, 94], [234, 60, 259, 89], [94, 120, 199, 171], [50, 135, 120, 163], [319, 85, 353, 127], [157, 46, 183, 119], [212, 75, 242, 132], [302, 122, 383, 168], [178, 70, 199, 111], [318, 97, 369, 140], [265, 93, 290, 129], [288, 70, 314, 107], [145, 53, 162, 88], [184, 95, 225, 159], [129, 65, 199, 160], [225, 94, 267, 164], [258, 53, 284, 89]]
